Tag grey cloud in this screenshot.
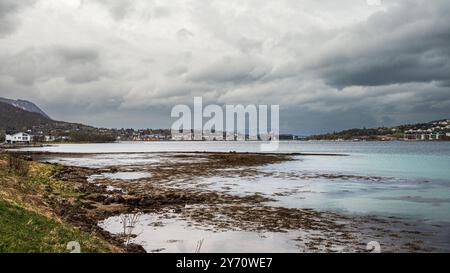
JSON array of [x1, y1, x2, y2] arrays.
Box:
[[1, 0, 449, 132], [188, 55, 273, 85], [1, 45, 107, 85], [177, 28, 194, 40], [0, 0, 36, 37], [52, 46, 105, 83], [165, 65, 189, 77], [54, 46, 100, 65], [283, 83, 450, 135], [237, 37, 264, 54], [315, 0, 450, 88], [94, 0, 135, 21], [153, 6, 172, 18], [94, 0, 172, 21], [437, 80, 450, 87]]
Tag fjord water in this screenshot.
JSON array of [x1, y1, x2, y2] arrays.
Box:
[[23, 141, 450, 222]]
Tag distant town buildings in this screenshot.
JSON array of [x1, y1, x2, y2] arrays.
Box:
[[3, 119, 448, 144], [170, 130, 285, 141], [404, 120, 450, 141], [307, 119, 450, 141]]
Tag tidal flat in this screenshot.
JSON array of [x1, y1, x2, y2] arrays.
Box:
[[20, 148, 450, 253]]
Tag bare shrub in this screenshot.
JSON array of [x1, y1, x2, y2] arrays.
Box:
[[7, 153, 29, 177], [120, 212, 142, 245]]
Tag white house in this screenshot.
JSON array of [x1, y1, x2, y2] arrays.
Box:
[[5, 132, 32, 144]]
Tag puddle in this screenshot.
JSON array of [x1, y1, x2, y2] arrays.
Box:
[[88, 172, 151, 182], [39, 154, 161, 168], [37, 153, 207, 168], [101, 172, 151, 180], [106, 185, 123, 192], [99, 212, 321, 253]]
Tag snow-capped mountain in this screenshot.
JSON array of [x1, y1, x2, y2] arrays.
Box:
[[0, 97, 51, 119]]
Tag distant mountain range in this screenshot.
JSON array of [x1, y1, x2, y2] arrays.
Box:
[[0, 97, 117, 142], [0, 97, 51, 119], [0, 100, 55, 131], [0, 96, 89, 133]]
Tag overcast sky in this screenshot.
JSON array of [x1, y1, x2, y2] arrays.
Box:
[[1, 0, 449, 134]]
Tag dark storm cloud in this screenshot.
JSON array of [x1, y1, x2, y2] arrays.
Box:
[[0, 0, 449, 132], [283, 84, 450, 135], [316, 0, 450, 88]]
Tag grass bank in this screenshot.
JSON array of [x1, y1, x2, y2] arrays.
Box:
[[0, 152, 118, 253]]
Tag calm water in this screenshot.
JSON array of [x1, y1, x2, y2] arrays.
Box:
[[20, 140, 450, 155], [99, 212, 312, 253], [21, 141, 450, 222]]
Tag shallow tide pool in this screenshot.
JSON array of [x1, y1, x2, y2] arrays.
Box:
[[99, 212, 343, 253]]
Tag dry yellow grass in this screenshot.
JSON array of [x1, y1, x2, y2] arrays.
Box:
[[0, 153, 120, 253]]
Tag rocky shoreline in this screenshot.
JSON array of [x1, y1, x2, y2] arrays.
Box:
[[13, 151, 449, 253], [22, 152, 296, 252]]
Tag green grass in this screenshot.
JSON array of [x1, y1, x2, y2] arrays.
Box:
[[0, 153, 119, 253], [0, 198, 114, 253], [27, 163, 85, 199]]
